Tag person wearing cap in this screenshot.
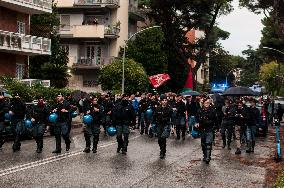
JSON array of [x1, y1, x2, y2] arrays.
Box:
[[153, 94, 172, 159], [26, 96, 49, 153], [51, 93, 71, 153], [101, 94, 114, 135], [174, 95, 186, 140], [112, 94, 135, 154], [83, 96, 103, 153], [10, 93, 26, 152], [195, 98, 217, 164], [0, 92, 10, 149]]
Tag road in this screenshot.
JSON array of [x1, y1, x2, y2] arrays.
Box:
[[0, 127, 276, 188]]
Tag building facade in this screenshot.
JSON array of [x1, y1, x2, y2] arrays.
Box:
[[0, 0, 52, 80], [57, 0, 136, 92]]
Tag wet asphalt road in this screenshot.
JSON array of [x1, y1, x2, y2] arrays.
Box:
[[0, 127, 273, 188]]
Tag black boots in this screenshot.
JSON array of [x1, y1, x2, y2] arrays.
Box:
[[83, 147, 90, 153], [36, 139, 43, 153], [158, 139, 166, 159]]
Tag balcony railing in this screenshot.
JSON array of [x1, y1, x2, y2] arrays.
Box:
[[1, 0, 52, 13], [74, 0, 119, 7], [71, 56, 115, 69], [60, 24, 120, 38], [0, 30, 51, 55]]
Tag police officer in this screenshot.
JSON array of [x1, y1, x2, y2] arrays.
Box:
[[112, 94, 135, 154], [0, 92, 9, 149], [51, 93, 71, 153], [83, 96, 103, 153], [101, 94, 114, 135], [138, 94, 148, 135], [10, 93, 26, 152], [27, 96, 49, 153], [174, 95, 186, 140], [153, 94, 172, 159], [221, 99, 235, 150], [195, 98, 217, 164]]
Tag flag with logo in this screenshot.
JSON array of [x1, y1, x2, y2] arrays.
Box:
[[149, 73, 170, 88]]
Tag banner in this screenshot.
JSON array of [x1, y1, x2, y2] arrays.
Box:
[[149, 73, 170, 88]]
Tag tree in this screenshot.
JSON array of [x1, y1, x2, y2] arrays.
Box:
[[240, 0, 284, 41], [99, 59, 149, 94], [126, 27, 168, 76], [29, 2, 69, 88], [146, 0, 233, 91], [260, 61, 284, 95]]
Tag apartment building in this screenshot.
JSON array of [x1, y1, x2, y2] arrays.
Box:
[[0, 0, 52, 80], [56, 0, 135, 92]]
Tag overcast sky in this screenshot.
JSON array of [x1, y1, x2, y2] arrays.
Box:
[[217, 0, 265, 56]]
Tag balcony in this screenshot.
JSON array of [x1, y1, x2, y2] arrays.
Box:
[[73, 0, 119, 9], [0, 30, 51, 55], [71, 56, 115, 69], [60, 24, 120, 39], [0, 0, 52, 14], [128, 4, 145, 21]]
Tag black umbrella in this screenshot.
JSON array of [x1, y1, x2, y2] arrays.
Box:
[[180, 91, 200, 96], [223, 86, 257, 96]]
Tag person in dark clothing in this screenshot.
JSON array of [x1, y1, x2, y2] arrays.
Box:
[[277, 103, 283, 122], [51, 93, 71, 153], [195, 98, 217, 164], [10, 93, 26, 152], [101, 95, 114, 135], [153, 94, 172, 159], [112, 94, 135, 154], [0, 92, 10, 149], [174, 95, 186, 140], [186, 96, 201, 133], [138, 94, 149, 135], [234, 101, 249, 155], [246, 99, 260, 153], [147, 95, 159, 137], [83, 97, 103, 153], [27, 96, 49, 153], [220, 99, 235, 150]]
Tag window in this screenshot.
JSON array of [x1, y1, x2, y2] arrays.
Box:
[[17, 21, 25, 34], [60, 15, 70, 30], [16, 64, 25, 79]]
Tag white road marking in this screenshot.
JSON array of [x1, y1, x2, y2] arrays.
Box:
[[0, 135, 141, 177]]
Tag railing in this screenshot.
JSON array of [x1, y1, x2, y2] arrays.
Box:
[[104, 25, 120, 36], [74, 0, 119, 7], [0, 30, 51, 55], [60, 24, 120, 37], [5, 0, 52, 11], [71, 56, 115, 68]]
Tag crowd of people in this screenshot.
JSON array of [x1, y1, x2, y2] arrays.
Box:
[[0, 91, 283, 164]]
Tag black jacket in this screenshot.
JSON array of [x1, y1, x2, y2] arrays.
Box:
[[10, 99, 26, 120], [196, 107, 217, 132], [27, 104, 49, 123], [87, 103, 103, 124], [112, 102, 135, 125], [52, 100, 71, 123], [153, 105, 172, 126]]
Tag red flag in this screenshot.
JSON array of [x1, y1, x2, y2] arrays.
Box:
[[184, 67, 193, 89], [149, 74, 170, 88]]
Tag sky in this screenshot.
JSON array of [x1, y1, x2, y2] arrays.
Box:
[[217, 0, 265, 56]]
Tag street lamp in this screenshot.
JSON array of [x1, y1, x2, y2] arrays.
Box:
[[121, 25, 161, 94]]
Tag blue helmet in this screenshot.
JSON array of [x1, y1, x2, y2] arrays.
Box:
[[107, 126, 117, 136], [71, 111, 78, 118], [4, 113, 11, 121], [146, 108, 153, 119], [24, 119, 33, 129], [49, 113, 58, 123], [151, 123, 157, 130], [83, 115, 93, 125]]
